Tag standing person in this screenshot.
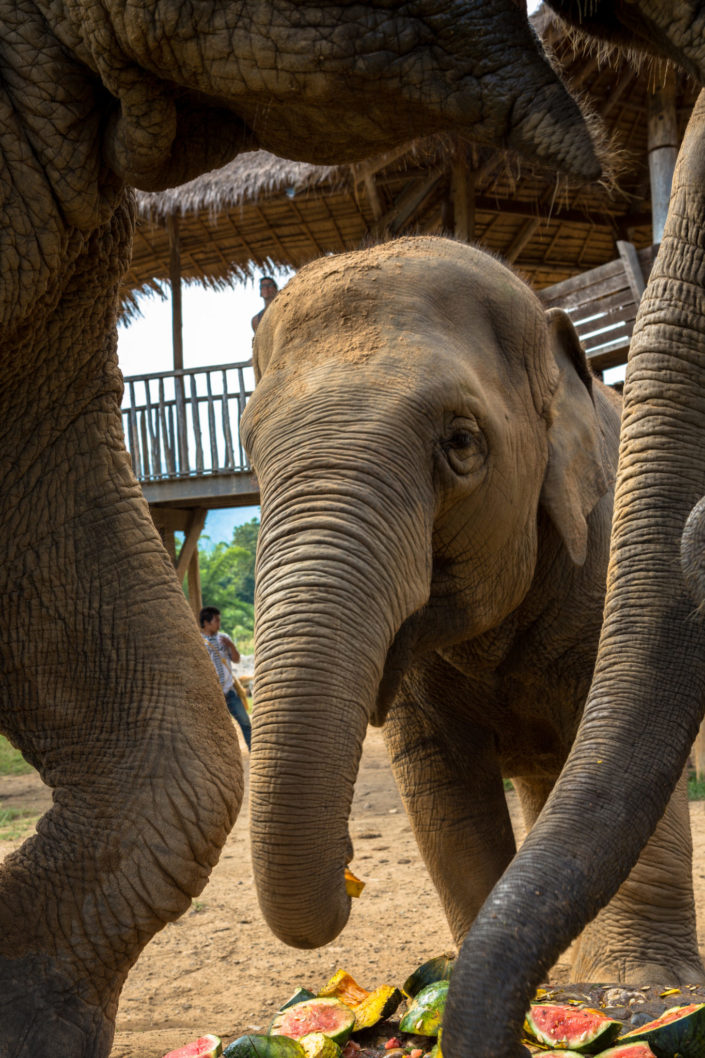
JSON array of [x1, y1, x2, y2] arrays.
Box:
[[199, 606, 252, 750], [251, 276, 278, 334]]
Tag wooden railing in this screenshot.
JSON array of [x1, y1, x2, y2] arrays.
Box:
[[122, 361, 253, 481], [540, 243, 657, 373]]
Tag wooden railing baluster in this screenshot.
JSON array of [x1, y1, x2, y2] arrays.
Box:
[[121, 360, 253, 482], [159, 378, 175, 475], [222, 369, 235, 470], [206, 372, 218, 471], [190, 372, 204, 474]]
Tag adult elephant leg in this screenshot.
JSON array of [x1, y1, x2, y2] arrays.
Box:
[[442, 91, 705, 1058], [0, 206, 242, 1057], [571, 771, 701, 983], [383, 666, 516, 945], [511, 777, 554, 833]]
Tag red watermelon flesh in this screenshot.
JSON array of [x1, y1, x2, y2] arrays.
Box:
[[163, 1035, 222, 1058], [618, 1002, 705, 1058], [270, 998, 356, 1045], [525, 1004, 622, 1053]]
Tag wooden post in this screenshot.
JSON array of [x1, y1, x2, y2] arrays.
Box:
[[694, 722, 705, 781], [168, 213, 188, 471], [175, 508, 207, 584], [616, 240, 646, 303], [451, 154, 475, 243], [647, 68, 678, 245], [187, 548, 202, 619]]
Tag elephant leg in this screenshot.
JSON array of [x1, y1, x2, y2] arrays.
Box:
[[0, 351, 243, 1051], [383, 675, 516, 946], [511, 776, 555, 834], [570, 772, 703, 983]]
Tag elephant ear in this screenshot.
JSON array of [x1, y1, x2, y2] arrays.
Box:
[[540, 308, 609, 566]]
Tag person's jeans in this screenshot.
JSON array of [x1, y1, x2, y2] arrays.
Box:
[[224, 688, 252, 750]]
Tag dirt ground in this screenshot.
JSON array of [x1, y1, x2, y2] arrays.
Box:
[[2, 725, 705, 1058]]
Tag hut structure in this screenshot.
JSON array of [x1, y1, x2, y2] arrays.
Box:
[[121, 6, 698, 620]]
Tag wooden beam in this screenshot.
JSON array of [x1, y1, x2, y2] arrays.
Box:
[[647, 67, 678, 244], [375, 170, 444, 237], [150, 506, 192, 535], [362, 172, 383, 222], [175, 508, 207, 583], [167, 214, 184, 373], [616, 240, 646, 303], [504, 218, 540, 264]]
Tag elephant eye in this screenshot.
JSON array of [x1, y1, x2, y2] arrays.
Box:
[[441, 418, 486, 476]]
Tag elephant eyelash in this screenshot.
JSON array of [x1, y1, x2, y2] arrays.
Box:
[[444, 430, 476, 450]]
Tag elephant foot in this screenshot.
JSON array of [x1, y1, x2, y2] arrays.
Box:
[[571, 932, 705, 987], [0, 953, 115, 1058]]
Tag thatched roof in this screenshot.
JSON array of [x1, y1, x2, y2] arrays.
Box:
[[121, 8, 699, 320]]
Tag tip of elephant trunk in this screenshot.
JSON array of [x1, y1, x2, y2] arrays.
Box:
[[508, 79, 604, 182], [258, 878, 353, 951]]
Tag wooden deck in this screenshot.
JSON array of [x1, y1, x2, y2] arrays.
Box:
[[122, 358, 258, 509]]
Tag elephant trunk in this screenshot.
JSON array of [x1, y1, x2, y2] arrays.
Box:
[[443, 90, 705, 1058], [250, 441, 433, 949], [72, 0, 600, 190]]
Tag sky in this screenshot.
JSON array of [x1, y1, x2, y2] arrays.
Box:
[[117, 276, 293, 543]]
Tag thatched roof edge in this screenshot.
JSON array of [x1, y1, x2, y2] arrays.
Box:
[[135, 151, 344, 221]]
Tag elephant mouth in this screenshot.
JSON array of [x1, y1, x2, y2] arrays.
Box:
[[373, 601, 471, 726]]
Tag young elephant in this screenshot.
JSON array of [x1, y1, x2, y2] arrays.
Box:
[[243, 236, 702, 985]]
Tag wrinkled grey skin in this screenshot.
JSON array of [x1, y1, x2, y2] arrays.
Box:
[[243, 237, 702, 1005], [0, 2, 605, 1055]]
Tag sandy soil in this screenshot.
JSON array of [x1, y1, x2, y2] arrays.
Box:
[[2, 725, 705, 1058]]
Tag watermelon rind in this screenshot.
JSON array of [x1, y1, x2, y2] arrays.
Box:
[[617, 1002, 705, 1058], [592, 1043, 656, 1058], [399, 980, 448, 1036], [317, 969, 401, 1030], [223, 1035, 305, 1058], [163, 1034, 222, 1058], [402, 955, 454, 999], [524, 1004, 622, 1053], [280, 989, 317, 1012], [270, 998, 356, 1045]]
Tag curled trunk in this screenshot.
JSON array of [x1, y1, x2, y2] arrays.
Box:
[[442, 90, 705, 1058], [249, 417, 434, 948]]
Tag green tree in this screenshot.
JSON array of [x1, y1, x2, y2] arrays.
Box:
[[197, 518, 259, 650]]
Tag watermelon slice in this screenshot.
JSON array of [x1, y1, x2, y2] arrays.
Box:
[[524, 1004, 621, 1053], [318, 970, 402, 1030], [270, 998, 356, 1045], [402, 955, 454, 999], [163, 1035, 222, 1058], [617, 1002, 705, 1058], [399, 981, 448, 1036], [223, 1036, 305, 1058]]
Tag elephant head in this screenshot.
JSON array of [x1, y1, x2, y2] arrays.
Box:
[[241, 236, 610, 950]]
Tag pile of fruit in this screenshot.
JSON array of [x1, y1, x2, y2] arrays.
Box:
[[161, 957, 705, 1058]]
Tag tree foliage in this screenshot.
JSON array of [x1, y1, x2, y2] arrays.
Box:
[[197, 518, 259, 649]]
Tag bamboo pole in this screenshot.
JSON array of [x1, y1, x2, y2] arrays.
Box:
[[168, 213, 188, 471], [647, 68, 678, 245]]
